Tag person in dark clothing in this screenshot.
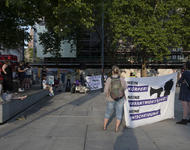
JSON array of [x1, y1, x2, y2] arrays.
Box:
[[41, 66, 47, 89], [25, 62, 32, 89], [41, 66, 47, 77], [65, 78, 71, 92], [17, 61, 27, 92], [176, 61, 190, 125], [80, 73, 85, 86], [2, 60, 13, 93]]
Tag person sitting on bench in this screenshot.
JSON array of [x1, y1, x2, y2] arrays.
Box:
[[42, 76, 54, 96]]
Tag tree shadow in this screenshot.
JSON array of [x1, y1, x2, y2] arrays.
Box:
[[68, 91, 100, 106]]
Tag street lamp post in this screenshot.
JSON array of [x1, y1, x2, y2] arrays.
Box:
[[23, 29, 25, 61], [101, 0, 104, 92], [33, 27, 37, 62]]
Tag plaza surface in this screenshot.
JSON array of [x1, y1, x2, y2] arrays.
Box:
[[0, 87, 189, 150]]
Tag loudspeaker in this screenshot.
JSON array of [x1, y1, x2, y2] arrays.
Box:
[[150, 87, 163, 97]]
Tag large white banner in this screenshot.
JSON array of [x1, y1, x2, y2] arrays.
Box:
[[124, 73, 177, 128], [85, 75, 102, 91]]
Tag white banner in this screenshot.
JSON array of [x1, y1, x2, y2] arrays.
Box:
[[85, 75, 102, 91], [124, 73, 177, 128]]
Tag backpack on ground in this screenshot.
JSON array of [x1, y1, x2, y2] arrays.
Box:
[[110, 76, 124, 101]]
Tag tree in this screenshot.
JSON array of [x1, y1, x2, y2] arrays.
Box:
[[39, 31, 62, 58], [179, 0, 190, 52], [38, 0, 96, 57], [0, 0, 43, 49], [106, 0, 183, 76]]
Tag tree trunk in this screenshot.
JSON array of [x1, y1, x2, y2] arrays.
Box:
[[141, 62, 147, 77]]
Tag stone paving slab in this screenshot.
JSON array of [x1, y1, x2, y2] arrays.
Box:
[[0, 88, 189, 150]]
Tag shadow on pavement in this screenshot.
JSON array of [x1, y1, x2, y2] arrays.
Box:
[[114, 128, 139, 150], [0, 91, 99, 138], [68, 91, 100, 106]]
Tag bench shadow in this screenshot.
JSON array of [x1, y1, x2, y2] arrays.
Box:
[[0, 91, 99, 138]]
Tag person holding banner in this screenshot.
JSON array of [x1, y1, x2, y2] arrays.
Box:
[[176, 61, 190, 125], [103, 65, 127, 132]]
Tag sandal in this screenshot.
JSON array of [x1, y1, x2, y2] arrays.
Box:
[[103, 126, 107, 131]]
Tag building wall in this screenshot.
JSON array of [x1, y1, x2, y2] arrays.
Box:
[[25, 28, 34, 62], [34, 24, 76, 58]]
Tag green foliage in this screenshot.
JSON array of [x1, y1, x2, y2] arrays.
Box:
[[107, 0, 183, 63], [0, 0, 42, 49], [39, 31, 62, 58], [40, 0, 95, 36], [179, 0, 190, 51], [1, 0, 190, 62], [37, 0, 97, 56]]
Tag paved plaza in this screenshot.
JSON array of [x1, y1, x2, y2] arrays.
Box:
[[0, 87, 189, 150]]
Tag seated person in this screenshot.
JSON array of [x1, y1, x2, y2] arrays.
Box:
[[42, 76, 54, 96], [54, 77, 63, 91], [2, 92, 27, 102]]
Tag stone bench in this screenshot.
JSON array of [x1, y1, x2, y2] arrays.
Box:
[[0, 89, 49, 124]]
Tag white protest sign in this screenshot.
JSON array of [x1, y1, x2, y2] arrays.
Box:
[[124, 73, 177, 128], [85, 75, 102, 90]]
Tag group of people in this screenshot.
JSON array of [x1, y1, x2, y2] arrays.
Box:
[[17, 61, 33, 92], [1, 61, 32, 100], [103, 63, 190, 132]]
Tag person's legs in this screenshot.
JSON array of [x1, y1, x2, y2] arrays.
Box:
[[24, 77, 28, 89], [23, 76, 27, 89], [182, 101, 189, 119], [7, 79, 13, 92], [104, 101, 114, 130], [103, 118, 109, 130], [3, 79, 8, 93], [27, 76, 32, 88], [47, 85, 54, 96], [177, 100, 189, 125], [187, 102, 190, 120], [21, 79, 25, 90], [27, 77, 30, 89], [49, 86, 54, 95], [18, 78, 24, 91], [115, 98, 124, 132], [28, 75, 32, 88], [115, 119, 121, 132]]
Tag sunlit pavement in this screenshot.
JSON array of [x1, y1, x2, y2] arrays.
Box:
[[0, 87, 189, 150]]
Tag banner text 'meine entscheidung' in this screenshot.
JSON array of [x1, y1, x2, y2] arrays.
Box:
[[130, 109, 161, 121]]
